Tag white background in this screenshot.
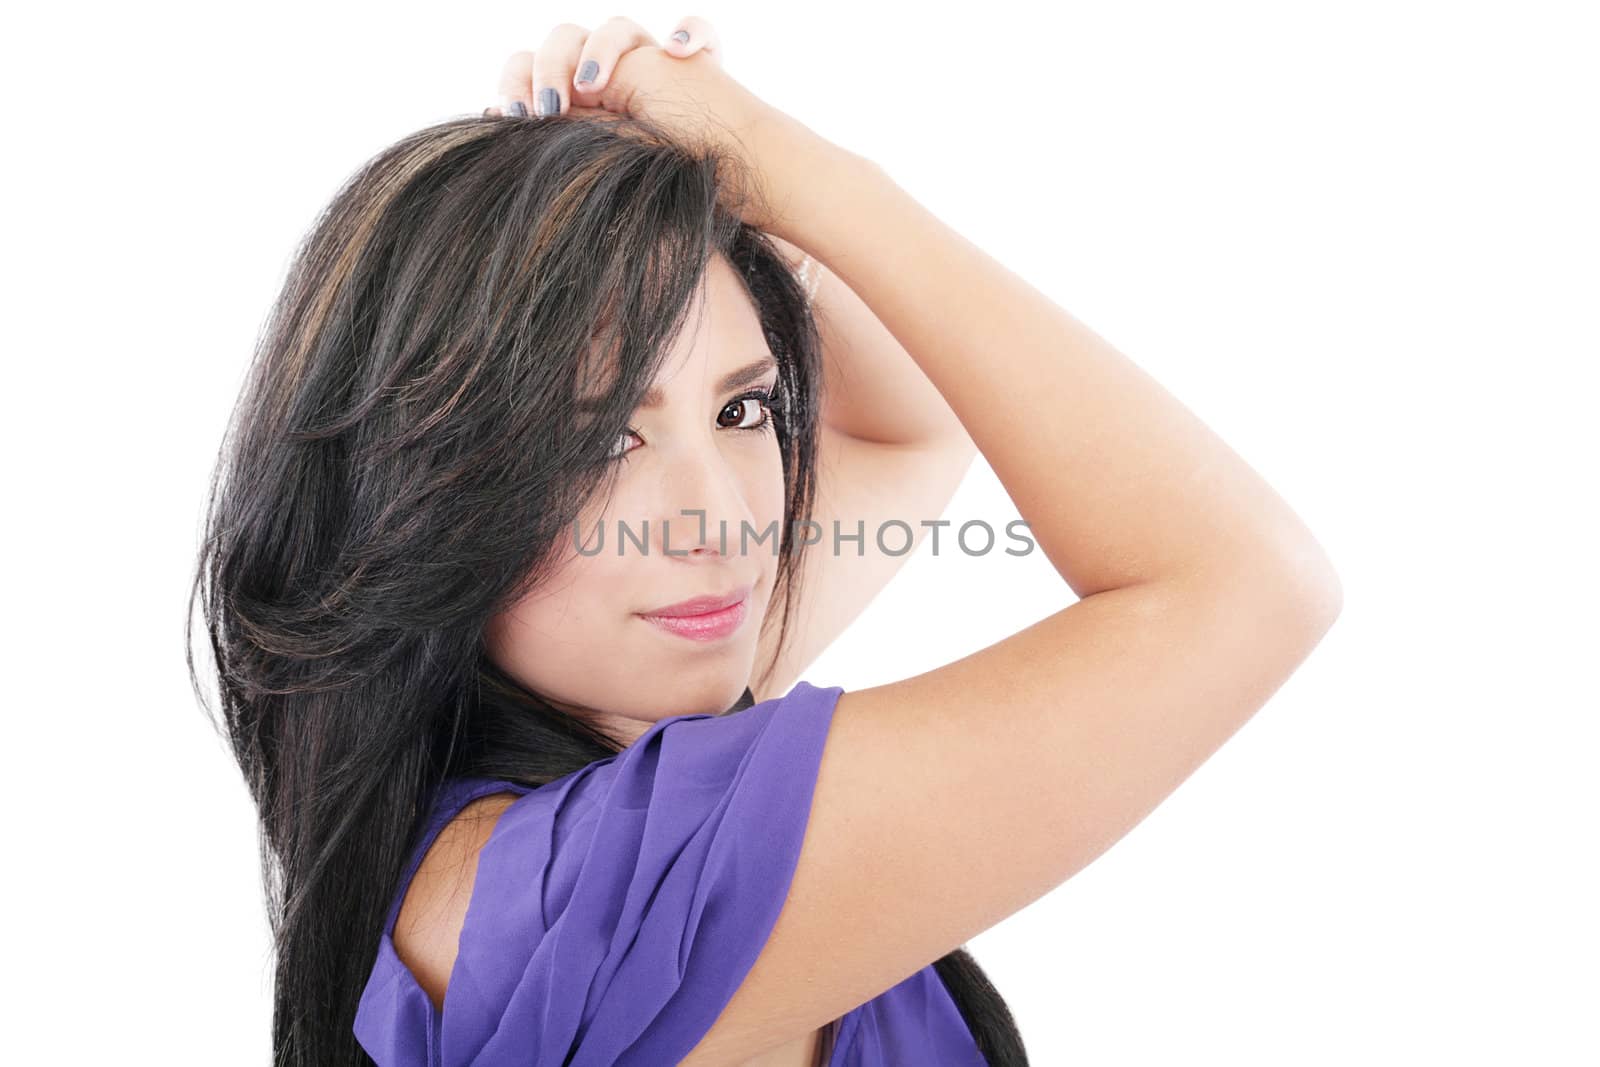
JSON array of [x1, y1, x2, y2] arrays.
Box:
[[7, 1, 1595, 1063]]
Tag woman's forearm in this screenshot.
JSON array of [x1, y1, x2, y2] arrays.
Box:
[[772, 151, 1341, 605], [765, 233, 972, 449]]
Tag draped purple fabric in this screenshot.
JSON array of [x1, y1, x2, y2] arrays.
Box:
[[354, 679, 987, 1065]]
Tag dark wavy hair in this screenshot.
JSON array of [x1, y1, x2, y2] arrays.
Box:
[[187, 109, 1027, 1066]]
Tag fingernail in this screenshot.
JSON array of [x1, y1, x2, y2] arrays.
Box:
[[536, 87, 560, 117], [576, 59, 598, 87], [506, 98, 527, 118], [671, 30, 689, 44]]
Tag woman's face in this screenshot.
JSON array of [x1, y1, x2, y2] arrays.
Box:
[[484, 254, 787, 745]]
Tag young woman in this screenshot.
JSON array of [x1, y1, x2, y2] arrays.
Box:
[[189, 16, 1342, 1067]]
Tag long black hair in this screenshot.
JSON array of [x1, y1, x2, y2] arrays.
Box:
[[187, 109, 1027, 1066]]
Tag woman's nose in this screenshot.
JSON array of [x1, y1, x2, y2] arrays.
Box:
[[652, 447, 755, 558]]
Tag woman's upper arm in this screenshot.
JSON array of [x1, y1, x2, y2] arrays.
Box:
[[391, 793, 522, 1012], [683, 569, 1340, 1065]]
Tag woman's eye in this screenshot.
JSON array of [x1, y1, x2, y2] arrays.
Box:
[[608, 429, 640, 459], [718, 393, 773, 431], [611, 392, 775, 462]]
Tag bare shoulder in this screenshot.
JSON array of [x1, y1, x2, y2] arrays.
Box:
[[390, 791, 521, 1010], [685, 571, 1340, 1064]]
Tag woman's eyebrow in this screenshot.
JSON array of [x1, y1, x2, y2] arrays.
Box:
[[707, 355, 780, 398], [577, 355, 777, 413]]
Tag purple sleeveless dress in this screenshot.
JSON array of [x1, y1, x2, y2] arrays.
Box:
[[353, 680, 988, 1065]]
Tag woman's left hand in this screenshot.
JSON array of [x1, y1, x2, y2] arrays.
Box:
[[482, 15, 723, 119]]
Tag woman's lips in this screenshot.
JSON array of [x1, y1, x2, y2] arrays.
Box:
[[637, 593, 749, 642]]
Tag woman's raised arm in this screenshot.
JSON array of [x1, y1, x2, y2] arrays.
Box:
[[682, 148, 1342, 1064]]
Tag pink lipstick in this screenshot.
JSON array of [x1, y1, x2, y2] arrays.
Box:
[[638, 582, 753, 642]]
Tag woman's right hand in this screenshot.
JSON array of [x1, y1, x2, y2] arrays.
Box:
[[490, 16, 852, 238]]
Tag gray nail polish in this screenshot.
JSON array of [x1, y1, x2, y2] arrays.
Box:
[[576, 59, 598, 86], [509, 100, 528, 118], [671, 30, 689, 43], [536, 87, 560, 117]]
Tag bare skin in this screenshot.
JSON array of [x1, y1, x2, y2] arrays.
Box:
[[476, 243, 973, 746], [399, 21, 973, 1065], [395, 792, 836, 1066], [395, 177, 961, 1067], [481, 19, 977, 733], [396, 15, 1341, 1067]]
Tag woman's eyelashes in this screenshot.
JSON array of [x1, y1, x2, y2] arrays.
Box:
[[607, 386, 782, 461], [717, 387, 782, 433]]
